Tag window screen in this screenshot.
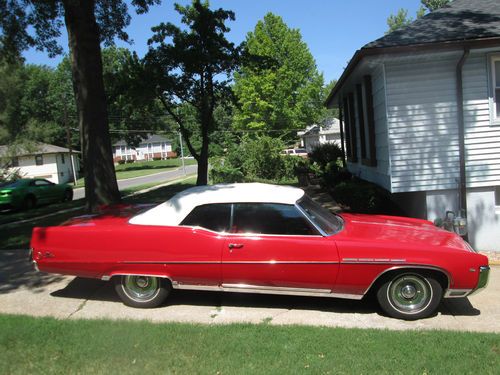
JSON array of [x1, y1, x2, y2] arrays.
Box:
[[232, 203, 318, 235], [180, 204, 231, 232]]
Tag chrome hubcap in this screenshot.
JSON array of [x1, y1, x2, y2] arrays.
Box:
[[388, 275, 432, 314], [122, 275, 159, 302]]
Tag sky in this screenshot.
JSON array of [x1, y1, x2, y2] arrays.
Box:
[[22, 0, 423, 83]]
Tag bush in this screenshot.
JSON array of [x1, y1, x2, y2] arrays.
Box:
[[309, 143, 343, 169], [209, 157, 244, 184], [331, 178, 400, 214], [117, 160, 126, 165], [125, 159, 135, 164]]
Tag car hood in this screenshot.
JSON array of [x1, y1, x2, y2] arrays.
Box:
[[338, 213, 472, 252]]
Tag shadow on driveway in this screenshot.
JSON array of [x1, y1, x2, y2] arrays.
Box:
[[50, 276, 481, 318], [0, 249, 65, 294]]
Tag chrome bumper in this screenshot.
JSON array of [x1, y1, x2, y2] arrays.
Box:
[[469, 265, 490, 296], [444, 265, 490, 298]]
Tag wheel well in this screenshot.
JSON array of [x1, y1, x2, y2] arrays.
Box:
[[109, 274, 173, 287], [366, 267, 449, 297]]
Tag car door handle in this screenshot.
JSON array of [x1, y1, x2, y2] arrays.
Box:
[[228, 243, 244, 250]]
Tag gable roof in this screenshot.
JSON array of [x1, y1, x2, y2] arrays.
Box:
[[113, 134, 172, 147], [0, 143, 78, 157], [326, 0, 500, 107], [366, 0, 500, 49]]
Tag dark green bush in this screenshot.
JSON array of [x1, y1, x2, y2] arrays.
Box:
[[117, 160, 126, 165], [309, 143, 343, 169], [331, 178, 400, 214]]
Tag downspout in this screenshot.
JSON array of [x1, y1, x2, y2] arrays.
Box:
[[456, 47, 470, 240]]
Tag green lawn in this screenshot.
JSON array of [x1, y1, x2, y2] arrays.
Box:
[[0, 314, 498, 374], [0, 178, 197, 249]]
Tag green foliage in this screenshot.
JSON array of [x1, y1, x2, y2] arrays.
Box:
[[421, 0, 451, 12], [309, 143, 343, 170], [0, 0, 160, 62], [145, 0, 240, 185], [234, 13, 324, 135], [386, 9, 413, 33], [210, 135, 300, 183], [332, 178, 400, 214]]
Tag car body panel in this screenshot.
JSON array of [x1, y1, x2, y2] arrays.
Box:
[[30, 183, 489, 303], [0, 178, 72, 208]]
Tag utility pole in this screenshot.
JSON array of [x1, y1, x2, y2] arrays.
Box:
[[64, 96, 78, 185], [179, 129, 186, 175]]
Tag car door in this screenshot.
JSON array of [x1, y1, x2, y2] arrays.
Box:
[[221, 203, 339, 293], [32, 179, 55, 203]]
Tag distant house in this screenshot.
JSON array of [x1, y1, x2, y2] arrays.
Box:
[[0, 143, 80, 184], [298, 118, 341, 153], [326, 0, 500, 251], [112, 134, 176, 162]]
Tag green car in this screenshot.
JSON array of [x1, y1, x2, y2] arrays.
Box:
[[0, 178, 73, 210]]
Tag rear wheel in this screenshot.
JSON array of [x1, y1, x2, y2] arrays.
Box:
[[376, 272, 442, 320], [63, 189, 73, 202], [114, 275, 171, 308]]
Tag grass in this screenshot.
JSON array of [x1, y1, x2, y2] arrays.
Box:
[[0, 178, 197, 250], [0, 314, 499, 374]]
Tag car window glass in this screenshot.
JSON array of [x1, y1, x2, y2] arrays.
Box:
[[232, 203, 318, 236], [297, 196, 342, 235], [34, 180, 51, 186], [180, 204, 231, 232]]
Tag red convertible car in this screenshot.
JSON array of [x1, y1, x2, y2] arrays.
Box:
[[30, 183, 490, 320]]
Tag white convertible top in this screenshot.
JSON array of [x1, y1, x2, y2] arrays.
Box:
[[129, 183, 305, 226]]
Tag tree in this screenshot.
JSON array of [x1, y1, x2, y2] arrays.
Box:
[[421, 0, 451, 12], [386, 9, 413, 33], [233, 13, 324, 137], [0, 0, 160, 211], [386, 0, 451, 33], [145, 0, 240, 185]]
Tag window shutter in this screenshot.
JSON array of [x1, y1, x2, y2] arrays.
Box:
[[363, 75, 377, 167]]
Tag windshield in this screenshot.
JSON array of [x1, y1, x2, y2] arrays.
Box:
[[297, 196, 343, 236]]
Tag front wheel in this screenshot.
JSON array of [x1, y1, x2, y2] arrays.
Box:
[[376, 272, 442, 320], [114, 275, 171, 308]]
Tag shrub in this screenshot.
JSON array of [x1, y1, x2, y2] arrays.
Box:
[[125, 159, 135, 164], [309, 143, 343, 169], [209, 157, 244, 184], [117, 160, 126, 165], [331, 178, 400, 214]]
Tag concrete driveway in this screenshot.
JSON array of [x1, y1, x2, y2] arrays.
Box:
[[1, 249, 498, 332]]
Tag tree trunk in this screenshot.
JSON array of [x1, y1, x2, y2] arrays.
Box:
[[62, 0, 121, 211]]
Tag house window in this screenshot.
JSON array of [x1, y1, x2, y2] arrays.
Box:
[[11, 157, 19, 167], [490, 56, 500, 122], [61, 154, 65, 164], [35, 155, 43, 166]]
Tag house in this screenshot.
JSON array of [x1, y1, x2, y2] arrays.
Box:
[[298, 118, 341, 153], [0, 143, 80, 184], [326, 0, 500, 251], [112, 134, 176, 162]]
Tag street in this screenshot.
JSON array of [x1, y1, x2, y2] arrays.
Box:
[[72, 164, 198, 200]]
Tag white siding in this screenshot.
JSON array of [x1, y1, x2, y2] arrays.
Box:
[[384, 50, 500, 193], [463, 52, 500, 187], [15, 154, 59, 183], [386, 53, 462, 193], [347, 65, 391, 190]]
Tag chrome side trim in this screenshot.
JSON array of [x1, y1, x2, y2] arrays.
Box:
[[119, 261, 339, 265], [444, 289, 473, 298], [342, 258, 406, 264], [171, 282, 364, 300], [361, 265, 452, 296], [101, 273, 173, 283]]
